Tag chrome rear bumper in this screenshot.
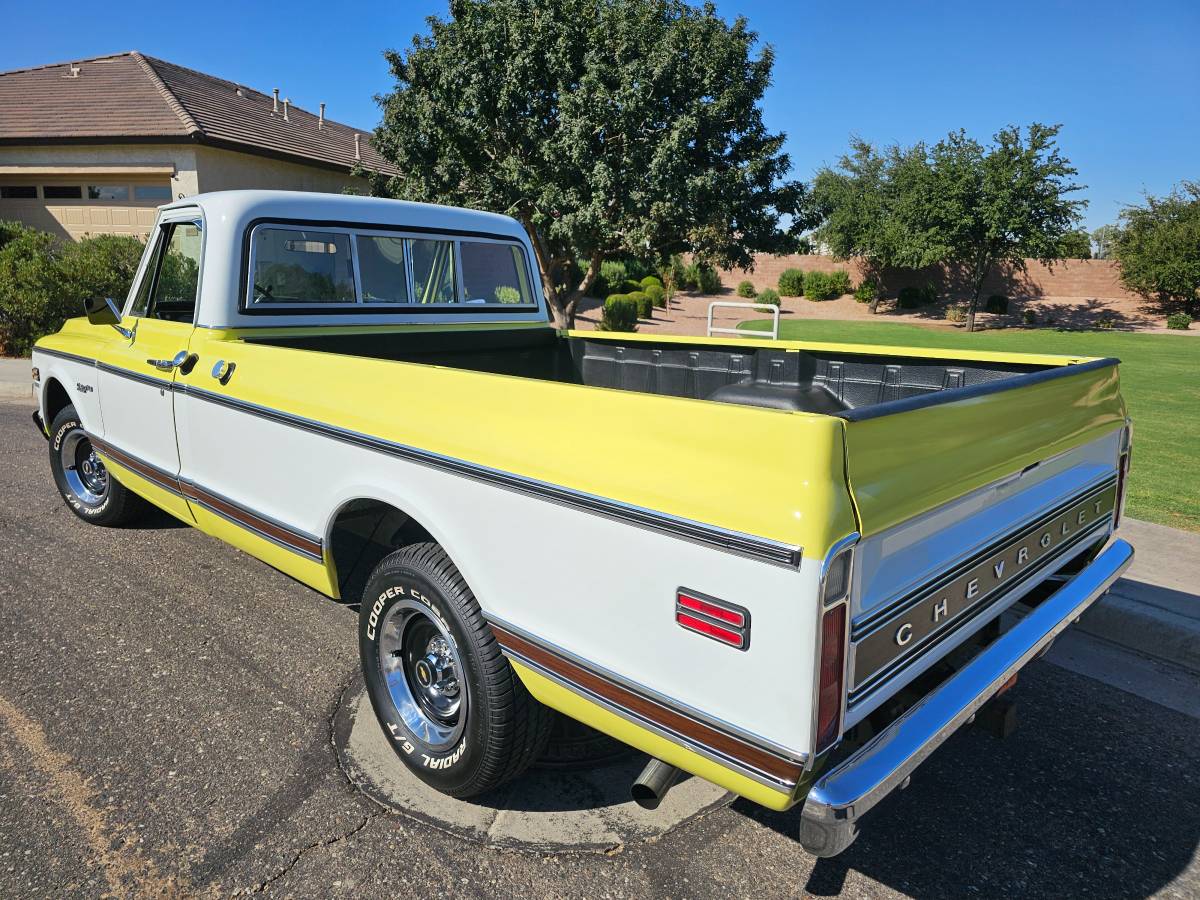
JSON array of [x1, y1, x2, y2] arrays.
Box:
[[799, 538, 1134, 857]]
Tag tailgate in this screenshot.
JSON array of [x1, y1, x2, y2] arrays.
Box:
[[839, 357, 1125, 538], [836, 357, 1127, 723]]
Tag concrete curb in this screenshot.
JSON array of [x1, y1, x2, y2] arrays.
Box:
[[1075, 519, 1200, 675]]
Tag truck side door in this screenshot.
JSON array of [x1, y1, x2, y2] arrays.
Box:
[[95, 210, 203, 521]]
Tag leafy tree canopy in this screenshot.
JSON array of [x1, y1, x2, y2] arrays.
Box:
[[370, 0, 809, 326], [1113, 181, 1200, 317], [811, 124, 1085, 330], [1056, 229, 1092, 259]]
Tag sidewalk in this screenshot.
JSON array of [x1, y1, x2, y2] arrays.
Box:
[[1079, 518, 1200, 674], [0, 357, 33, 401]]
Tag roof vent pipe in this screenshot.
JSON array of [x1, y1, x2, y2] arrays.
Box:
[[318, 103, 325, 129], [272, 88, 279, 115], [66, 65, 81, 78], [354, 133, 362, 161], [235, 84, 244, 97], [282, 97, 290, 121]]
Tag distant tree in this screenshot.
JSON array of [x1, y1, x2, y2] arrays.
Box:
[[1056, 229, 1092, 259], [812, 125, 1085, 330], [1091, 224, 1121, 260], [369, 0, 811, 327], [810, 137, 922, 313], [1113, 181, 1200, 317]]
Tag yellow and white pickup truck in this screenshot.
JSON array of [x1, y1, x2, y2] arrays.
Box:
[[31, 191, 1134, 856]]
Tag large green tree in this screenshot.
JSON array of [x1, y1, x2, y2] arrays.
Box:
[[369, 0, 808, 327], [1113, 181, 1200, 317], [812, 124, 1085, 331]]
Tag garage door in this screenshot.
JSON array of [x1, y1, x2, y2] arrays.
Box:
[[0, 177, 170, 240]]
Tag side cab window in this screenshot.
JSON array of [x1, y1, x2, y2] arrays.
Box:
[[129, 220, 203, 323]]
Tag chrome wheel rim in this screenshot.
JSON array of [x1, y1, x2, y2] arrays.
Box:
[[60, 429, 107, 505], [377, 598, 466, 749]]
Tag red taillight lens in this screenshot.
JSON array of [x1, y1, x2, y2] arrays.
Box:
[[676, 612, 745, 648], [678, 592, 745, 627], [815, 603, 847, 754], [675, 590, 750, 650]]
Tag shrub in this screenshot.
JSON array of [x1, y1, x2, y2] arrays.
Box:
[[493, 285, 522, 304], [626, 291, 653, 318], [640, 275, 663, 291], [920, 283, 938, 305], [853, 281, 877, 304], [598, 294, 638, 332], [1167, 312, 1192, 330], [736, 279, 757, 298], [1022, 309, 1038, 325], [0, 225, 144, 356], [803, 270, 839, 301], [984, 294, 1009, 314], [757, 287, 780, 307], [696, 263, 721, 294], [1096, 316, 1115, 330], [827, 269, 852, 297], [644, 283, 666, 307], [777, 268, 805, 297], [945, 305, 968, 323], [589, 259, 628, 298]]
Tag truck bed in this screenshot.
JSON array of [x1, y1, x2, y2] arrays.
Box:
[[242, 326, 1072, 419]]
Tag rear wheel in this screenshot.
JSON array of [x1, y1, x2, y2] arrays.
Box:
[[48, 405, 145, 526], [358, 543, 553, 797]]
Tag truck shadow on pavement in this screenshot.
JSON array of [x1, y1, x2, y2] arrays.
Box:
[[734, 660, 1200, 898]]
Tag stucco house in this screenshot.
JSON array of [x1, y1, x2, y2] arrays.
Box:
[[0, 51, 400, 240]]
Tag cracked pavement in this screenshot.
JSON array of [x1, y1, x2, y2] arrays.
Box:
[[2, 400, 1199, 898]]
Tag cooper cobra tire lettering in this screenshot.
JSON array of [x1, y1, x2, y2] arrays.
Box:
[[358, 542, 553, 797], [46, 406, 147, 527]]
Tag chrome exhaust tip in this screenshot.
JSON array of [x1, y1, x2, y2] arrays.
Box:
[[631, 758, 681, 810]]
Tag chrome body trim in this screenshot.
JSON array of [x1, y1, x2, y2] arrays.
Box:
[[495, 630, 800, 794], [36, 345, 802, 567], [178, 382, 803, 568], [799, 538, 1134, 858], [485, 614, 807, 768]]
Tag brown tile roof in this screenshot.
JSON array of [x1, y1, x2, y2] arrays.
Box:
[[0, 51, 400, 175]]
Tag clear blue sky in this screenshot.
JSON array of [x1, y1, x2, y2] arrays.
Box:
[[6, 0, 1197, 231]]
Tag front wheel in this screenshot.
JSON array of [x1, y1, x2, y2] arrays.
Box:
[[48, 405, 146, 526], [358, 543, 553, 797]]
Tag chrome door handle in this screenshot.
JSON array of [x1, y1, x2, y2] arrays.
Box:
[[147, 350, 192, 372], [210, 359, 235, 385]]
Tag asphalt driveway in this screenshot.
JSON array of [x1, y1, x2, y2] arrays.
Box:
[[1, 399, 1197, 898]]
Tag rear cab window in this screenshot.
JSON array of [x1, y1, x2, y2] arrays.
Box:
[[245, 222, 537, 313]]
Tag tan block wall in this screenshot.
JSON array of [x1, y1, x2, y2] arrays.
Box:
[[716, 254, 1135, 300]]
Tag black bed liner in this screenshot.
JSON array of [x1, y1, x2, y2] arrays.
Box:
[[244, 327, 1113, 419]]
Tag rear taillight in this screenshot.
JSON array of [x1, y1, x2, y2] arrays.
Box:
[[815, 603, 847, 753]]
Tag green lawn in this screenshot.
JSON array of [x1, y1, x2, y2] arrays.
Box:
[[743, 319, 1199, 532]]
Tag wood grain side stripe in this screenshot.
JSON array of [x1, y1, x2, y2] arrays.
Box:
[[90, 436, 322, 561], [90, 437, 182, 495], [179, 481, 323, 559], [491, 625, 804, 786]]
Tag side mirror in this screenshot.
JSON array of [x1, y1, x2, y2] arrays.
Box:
[[85, 297, 133, 339]]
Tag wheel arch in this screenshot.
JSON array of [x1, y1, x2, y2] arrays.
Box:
[[324, 496, 441, 602], [41, 377, 73, 425]]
